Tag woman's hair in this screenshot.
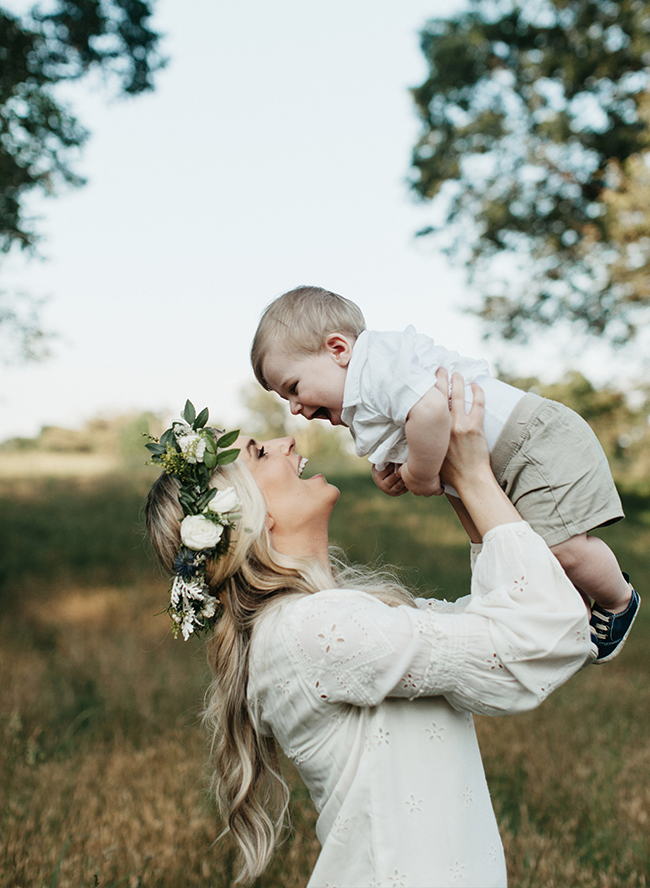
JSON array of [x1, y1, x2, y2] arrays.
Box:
[[145, 456, 414, 884], [251, 285, 366, 389]]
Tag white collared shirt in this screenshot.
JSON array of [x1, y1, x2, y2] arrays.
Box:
[[341, 326, 524, 473]]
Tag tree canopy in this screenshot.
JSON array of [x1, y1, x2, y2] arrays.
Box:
[[0, 1, 163, 361], [1, 0, 163, 254], [410, 0, 650, 345]]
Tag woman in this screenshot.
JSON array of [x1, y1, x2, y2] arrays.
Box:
[[145, 374, 592, 888]]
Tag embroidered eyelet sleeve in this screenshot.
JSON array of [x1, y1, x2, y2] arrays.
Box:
[[279, 522, 591, 715]]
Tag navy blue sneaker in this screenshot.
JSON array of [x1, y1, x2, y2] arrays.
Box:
[[590, 573, 640, 664]]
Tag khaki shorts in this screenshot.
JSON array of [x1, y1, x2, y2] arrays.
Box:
[[490, 393, 624, 547]]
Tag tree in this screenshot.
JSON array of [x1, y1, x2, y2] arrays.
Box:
[[410, 0, 650, 345], [0, 0, 163, 359]]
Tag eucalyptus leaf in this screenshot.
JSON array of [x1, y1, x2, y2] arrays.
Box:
[[216, 448, 240, 465], [195, 407, 209, 429], [182, 400, 196, 425], [160, 428, 175, 448], [217, 429, 240, 448]]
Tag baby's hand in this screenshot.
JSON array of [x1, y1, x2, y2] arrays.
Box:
[[398, 463, 444, 497], [372, 463, 408, 497]]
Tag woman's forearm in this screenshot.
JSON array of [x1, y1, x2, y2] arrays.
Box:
[[453, 469, 522, 540]]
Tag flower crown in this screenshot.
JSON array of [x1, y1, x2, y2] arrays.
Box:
[[146, 400, 241, 639]]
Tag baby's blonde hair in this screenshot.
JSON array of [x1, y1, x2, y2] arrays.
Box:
[[251, 285, 366, 389]]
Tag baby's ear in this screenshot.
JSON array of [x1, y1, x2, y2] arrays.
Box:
[[324, 333, 353, 367]]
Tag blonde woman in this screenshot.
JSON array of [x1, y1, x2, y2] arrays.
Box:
[[145, 374, 592, 888]]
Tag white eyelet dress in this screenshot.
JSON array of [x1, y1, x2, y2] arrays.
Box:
[[247, 522, 593, 888]]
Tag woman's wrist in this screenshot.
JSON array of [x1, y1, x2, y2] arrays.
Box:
[[454, 470, 522, 539]]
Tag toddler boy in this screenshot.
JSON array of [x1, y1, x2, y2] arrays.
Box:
[[251, 285, 640, 663]]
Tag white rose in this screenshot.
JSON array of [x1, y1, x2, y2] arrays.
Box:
[[172, 421, 192, 438], [178, 433, 207, 464], [207, 487, 241, 515], [180, 515, 224, 551]]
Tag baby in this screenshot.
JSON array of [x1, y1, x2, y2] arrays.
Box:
[[251, 285, 640, 664]]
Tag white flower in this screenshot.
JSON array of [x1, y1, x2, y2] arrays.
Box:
[[181, 613, 196, 640], [180, 515, 224, 551], [172, 421, 192, 438], [207, 487, 241, 515], [200, 597, 218, 619], [170, 575, 185, 606], [177, 432, 207, 464]]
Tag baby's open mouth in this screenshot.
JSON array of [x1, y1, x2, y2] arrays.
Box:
[[312, 407, 331, 421]]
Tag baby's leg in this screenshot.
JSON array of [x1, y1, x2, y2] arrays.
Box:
[[550, 534, 631, 612]]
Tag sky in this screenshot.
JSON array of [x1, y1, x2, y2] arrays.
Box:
[[2, 0, 647, 441]]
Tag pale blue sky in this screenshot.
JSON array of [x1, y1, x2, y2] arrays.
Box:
[[2, 0, 644, 440]]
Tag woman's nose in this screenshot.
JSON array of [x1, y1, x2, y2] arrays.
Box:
[[280, 437, 295, 454]]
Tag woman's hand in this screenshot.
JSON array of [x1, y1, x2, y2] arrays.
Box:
[[439, 371, 491, 494], [372, 462, 408, 496], [440, 371, 522, 539]]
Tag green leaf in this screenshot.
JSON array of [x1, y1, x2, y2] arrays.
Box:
[[204, 435, 216, 453], [197, 488, 217, 510], [182, 400, 196, 425], [195, 407, 209, 429], [216, 448, 240, 465], [217, 429, 240, 448], [145, 442, 166, 455], [160, 428, 175, 448], [203, 450, 217, 469]]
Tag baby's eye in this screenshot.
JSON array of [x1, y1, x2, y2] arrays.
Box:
[[289, 383, 297, 395]]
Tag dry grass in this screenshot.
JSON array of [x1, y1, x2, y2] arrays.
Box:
[[1, 475, 648, 887]]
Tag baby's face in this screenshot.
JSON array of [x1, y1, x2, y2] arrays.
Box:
[[262, 338, 351, 426]]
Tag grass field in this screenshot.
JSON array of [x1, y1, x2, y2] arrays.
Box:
[[1, 470, 648, 888]]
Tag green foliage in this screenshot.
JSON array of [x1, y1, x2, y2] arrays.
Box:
[[0, 0, 163, 362], [0, 0, 163, 254], [411, 0, 650, 344]]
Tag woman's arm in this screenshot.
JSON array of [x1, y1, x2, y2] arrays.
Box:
[[440, 371, 522, 538], [274, 376, 592, 715]]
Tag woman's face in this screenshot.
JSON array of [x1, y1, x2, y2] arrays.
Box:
[[235, 435, 340, 542]]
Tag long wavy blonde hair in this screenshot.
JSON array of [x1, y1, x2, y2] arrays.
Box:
[[145, 456, 415, 883]]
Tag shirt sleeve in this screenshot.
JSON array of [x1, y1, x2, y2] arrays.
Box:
[[279, 523, 592, 716], [360, 330, 438, 426]]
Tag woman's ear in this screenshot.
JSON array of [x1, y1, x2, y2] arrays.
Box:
[[324, 332, 353, 367], [265, 513, 275, 532]]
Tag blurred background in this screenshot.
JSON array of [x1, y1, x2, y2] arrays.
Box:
[[1, 1, 649, 886]]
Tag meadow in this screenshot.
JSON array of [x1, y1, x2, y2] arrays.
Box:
[[1, 468, 648, 888]]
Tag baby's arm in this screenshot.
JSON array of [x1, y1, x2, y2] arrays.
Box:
[[398, 385, 451, 496]]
